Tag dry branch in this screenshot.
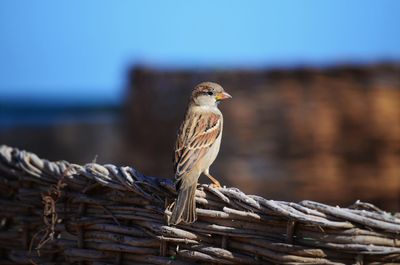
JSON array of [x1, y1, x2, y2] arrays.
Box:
[[0, 145, 399, 264]]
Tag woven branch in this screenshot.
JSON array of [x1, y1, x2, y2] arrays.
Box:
[[0, 145, 399, 264]]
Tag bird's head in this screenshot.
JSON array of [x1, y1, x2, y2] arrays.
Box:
[[190, 82, 232, 107]]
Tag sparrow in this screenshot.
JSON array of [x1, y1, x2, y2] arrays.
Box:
[[169, 82, 232, 225]]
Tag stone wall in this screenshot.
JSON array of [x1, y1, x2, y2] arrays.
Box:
[[124, 64, 400, 210]]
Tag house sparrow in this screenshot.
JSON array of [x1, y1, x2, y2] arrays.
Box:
[[169, 82, 232, 225]]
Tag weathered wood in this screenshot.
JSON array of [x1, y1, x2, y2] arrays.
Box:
[[0, 145, 399, 264]]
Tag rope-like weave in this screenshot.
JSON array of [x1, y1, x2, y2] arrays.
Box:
[[0, 145, 399, 264]]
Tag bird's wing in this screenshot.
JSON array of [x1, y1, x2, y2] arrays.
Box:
[[173, 111, 222, 184]]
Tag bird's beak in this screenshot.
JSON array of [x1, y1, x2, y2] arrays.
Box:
[[215, 91, 232, 101]]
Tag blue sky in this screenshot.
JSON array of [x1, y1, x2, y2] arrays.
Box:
[[0, 0, 400, 103]]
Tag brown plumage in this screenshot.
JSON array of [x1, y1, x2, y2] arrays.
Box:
[[169, 82, 231, 225]]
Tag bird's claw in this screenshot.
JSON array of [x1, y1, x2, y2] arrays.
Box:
[[211, 182, 222, 189]]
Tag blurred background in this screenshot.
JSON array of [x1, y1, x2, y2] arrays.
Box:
[[0, 1, 399, 211]]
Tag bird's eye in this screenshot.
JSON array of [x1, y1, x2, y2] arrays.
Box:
[[207, 91, 214, 96]]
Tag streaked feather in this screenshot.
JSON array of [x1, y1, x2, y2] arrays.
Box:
[[173, 111, 221, 182]]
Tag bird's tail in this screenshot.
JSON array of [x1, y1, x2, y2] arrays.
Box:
[[169, 184, 197, 225]]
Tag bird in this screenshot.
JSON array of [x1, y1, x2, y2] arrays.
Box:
[[169, 82, 232, 225]]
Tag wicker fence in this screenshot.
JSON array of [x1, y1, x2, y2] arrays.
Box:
[[0, 145, 399, 264]]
